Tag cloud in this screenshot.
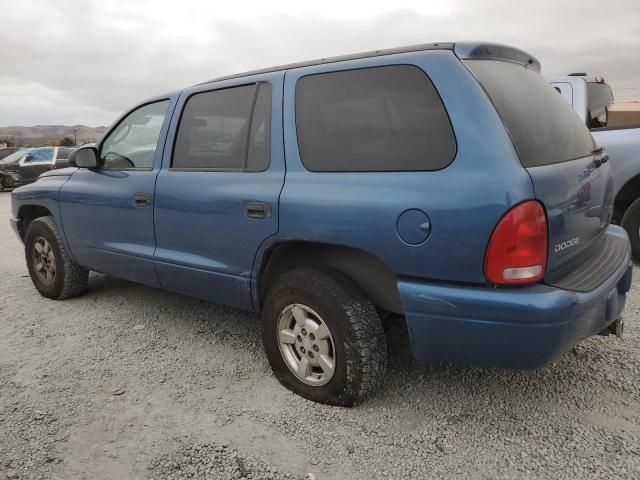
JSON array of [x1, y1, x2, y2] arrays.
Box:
[[1, 0, 639, 126]]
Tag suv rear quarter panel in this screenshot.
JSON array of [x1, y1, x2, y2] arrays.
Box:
[[276, 50, 534, 285]]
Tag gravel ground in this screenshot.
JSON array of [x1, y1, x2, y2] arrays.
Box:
[[1, 191, 640, 480]]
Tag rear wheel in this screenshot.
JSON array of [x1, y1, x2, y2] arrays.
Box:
[[621, 197, 640, 262], [262, 268, 387, 406], [25, 216, 89, 299]]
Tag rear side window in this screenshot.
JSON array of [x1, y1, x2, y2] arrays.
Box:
[[587, 82, 614, 128], [173, 83, 271, 171], [466, 60, 595, 167], [56, 147, 73, 159], [295, 65, 456, 172]]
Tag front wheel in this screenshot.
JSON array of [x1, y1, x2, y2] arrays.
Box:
[[262, 268, 387, 406], [24, 216, 89, 299], [621, 197, 640, 262]]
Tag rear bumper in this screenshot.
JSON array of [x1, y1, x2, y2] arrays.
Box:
[[399, 225, 632, 369]]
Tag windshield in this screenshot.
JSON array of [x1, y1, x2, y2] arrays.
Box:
[[465, 60, 595, 167], [0, 149, 27, 165]]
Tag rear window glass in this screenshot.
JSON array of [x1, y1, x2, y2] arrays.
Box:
[[295, 65, 456, 172], [587, 82, 614, 128], [466, 60, 595, 167]]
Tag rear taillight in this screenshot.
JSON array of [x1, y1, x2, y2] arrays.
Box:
[[485, 200, 548, 285]]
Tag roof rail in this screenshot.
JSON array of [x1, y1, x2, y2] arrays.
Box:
[[198, 42, 454, 85]]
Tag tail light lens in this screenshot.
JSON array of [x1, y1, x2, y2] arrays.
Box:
[[485, 200, 548, 285]]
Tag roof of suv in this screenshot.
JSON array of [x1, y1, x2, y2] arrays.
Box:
[[199, 41, 540, 85]]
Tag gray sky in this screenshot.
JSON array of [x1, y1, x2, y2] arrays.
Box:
[[1, 0, 639, 127]]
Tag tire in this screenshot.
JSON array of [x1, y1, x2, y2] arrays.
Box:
[[24, 216, 89, 299], [621, 197, 640, 262], [262, 268, 387, 406]]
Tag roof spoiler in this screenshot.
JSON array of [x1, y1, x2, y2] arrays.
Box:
[[454, 42, 541, 72]]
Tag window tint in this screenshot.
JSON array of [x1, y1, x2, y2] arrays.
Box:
[[295, 65, 456, 172], [587, 82, 614, 128], [173, 83, 271, 171], [466, 60, 595, 167], [29, 148, 54, 162], [101, 100, 170, 170]]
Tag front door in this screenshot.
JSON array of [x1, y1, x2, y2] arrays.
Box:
[[153, 74, 285, 309], [60, 98, 175, 286]]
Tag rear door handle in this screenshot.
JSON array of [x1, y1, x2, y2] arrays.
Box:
[[133, 193, 152, 208], [244, 201, 271, 219]]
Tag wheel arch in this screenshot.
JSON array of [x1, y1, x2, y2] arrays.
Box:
[[17, 204, 54, 241], [614, 173, 640, 222], [255, 241, 403, 314]]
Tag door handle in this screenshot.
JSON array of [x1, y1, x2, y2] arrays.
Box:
[[133, 193, 152, 208], [244, 201, 271, 219]]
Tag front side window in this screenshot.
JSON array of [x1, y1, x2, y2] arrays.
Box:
[[29, 148, 55, 163], [172, 82, 271, 171], [101, 100, 170, 170], [295, 65, 456, 172]]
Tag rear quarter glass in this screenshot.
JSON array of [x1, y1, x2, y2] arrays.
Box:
[[294, 64, 456, 172], [465, 59, 595, 167]]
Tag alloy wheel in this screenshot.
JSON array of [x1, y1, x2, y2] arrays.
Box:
[[276, 303, 336, 386], [32, 236, 56, 285]]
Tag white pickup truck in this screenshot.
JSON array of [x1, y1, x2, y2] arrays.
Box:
[[550, 74, 640, 261]]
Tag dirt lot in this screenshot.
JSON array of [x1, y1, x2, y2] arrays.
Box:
[[1, 192, 640, 480]]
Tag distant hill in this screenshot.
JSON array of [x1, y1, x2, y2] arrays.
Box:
[[0, 125, 108, 146]]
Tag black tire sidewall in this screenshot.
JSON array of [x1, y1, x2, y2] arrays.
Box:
[[25, 219, 66, 299], [262, 273, 363, 406]]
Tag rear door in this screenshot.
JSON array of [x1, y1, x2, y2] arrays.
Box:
[[153, 73, 285, 310], [466, 60, 615, 283]]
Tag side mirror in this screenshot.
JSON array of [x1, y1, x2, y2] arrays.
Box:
[[69, 146, 100, 168]]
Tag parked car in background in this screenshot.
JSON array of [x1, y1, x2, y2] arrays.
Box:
[[550, 74, 640, 260], [0, 147, 74, 191], [10, 42, 632, 405]]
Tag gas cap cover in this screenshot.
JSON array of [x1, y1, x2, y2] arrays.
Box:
[[396, 209, 431, 245]]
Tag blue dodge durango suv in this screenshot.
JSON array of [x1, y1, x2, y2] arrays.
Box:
[[10, 42, 633, 405]]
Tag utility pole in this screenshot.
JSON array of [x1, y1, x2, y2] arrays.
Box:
[[73, 128, 78, 146]]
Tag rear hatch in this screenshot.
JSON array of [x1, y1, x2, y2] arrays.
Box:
[[465, 59, 618, 290]]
